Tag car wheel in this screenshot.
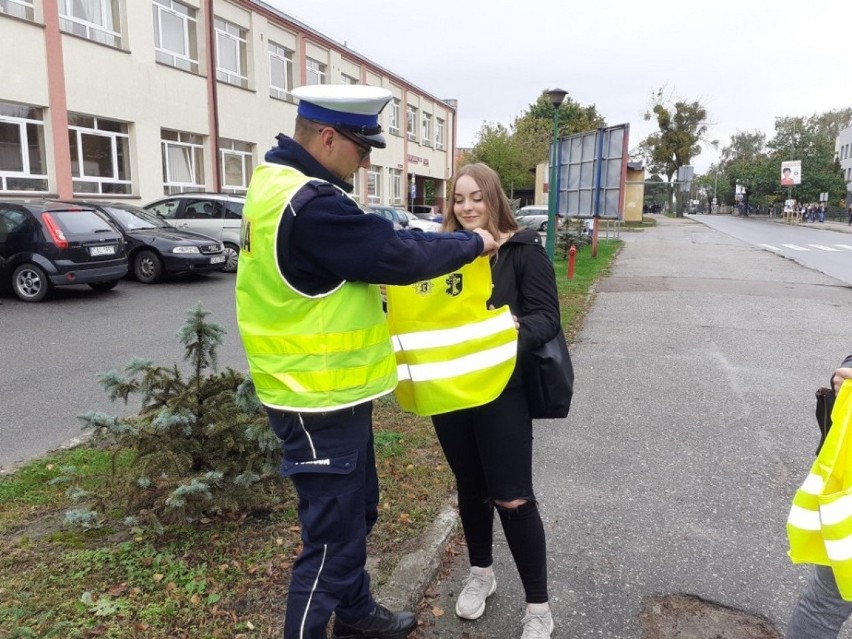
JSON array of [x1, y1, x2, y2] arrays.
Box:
[[221, 242, 239, 273], [539, 221, 548, 232], [12, 263, 51, 302], [134, 249, 164, 284], [88, 280, 119, 292]]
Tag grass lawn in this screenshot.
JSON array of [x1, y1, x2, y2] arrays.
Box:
[[0, 238, 622, 639]]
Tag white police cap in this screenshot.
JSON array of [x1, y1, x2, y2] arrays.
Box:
[[292, 84, 393, 149]]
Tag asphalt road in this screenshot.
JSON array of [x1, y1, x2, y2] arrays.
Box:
[[0, 272, 246, 472]]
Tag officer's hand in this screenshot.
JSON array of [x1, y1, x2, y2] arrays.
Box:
[[833, 367, 852, 393], [473, 228, 498, 256]]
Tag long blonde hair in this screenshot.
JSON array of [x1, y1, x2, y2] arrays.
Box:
[[442, 163, 519, 239]]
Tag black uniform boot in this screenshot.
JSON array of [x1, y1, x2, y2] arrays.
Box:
[[331, 603, 417, 639]]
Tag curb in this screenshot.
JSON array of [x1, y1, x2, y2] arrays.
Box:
[[377, 504, 458, 611]]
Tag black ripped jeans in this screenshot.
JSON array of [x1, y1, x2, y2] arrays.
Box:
[[432, 384, 549, 603]]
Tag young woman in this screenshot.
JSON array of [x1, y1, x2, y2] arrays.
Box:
[[434, 163, 561, 638]]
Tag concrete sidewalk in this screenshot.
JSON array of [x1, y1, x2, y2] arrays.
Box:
[[404, 215, 852, 638]]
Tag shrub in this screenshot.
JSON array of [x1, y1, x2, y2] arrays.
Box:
[[67, 305, 282, 525]]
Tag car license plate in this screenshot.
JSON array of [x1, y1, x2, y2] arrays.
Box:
[[210, 255, 226, 264], [89, 245, 116, 256]]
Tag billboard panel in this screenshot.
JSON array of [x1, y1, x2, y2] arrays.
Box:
[[554, 124, 630, 219]]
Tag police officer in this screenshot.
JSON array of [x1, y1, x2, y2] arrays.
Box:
[[235, 84, 498, 639]]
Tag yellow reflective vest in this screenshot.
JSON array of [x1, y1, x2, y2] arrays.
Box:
[[788, 381, 852, 599], [235, 163, 397, 412], [386, 257, 518, 416]]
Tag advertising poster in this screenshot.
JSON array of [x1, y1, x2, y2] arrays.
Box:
[[780, 160, 801, 186]]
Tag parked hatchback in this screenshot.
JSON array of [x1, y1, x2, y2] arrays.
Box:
[[66, 201, 226, 284], [0, 200, 127, 302], [144, 193, 244, 272]]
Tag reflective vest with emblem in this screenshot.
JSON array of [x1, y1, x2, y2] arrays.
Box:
[[788, 381, 852, 599], [235, 162, 397, 412], [386, 257, 517, 416]]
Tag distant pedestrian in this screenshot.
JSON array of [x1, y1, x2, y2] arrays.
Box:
[[847, 205, 852, 226]]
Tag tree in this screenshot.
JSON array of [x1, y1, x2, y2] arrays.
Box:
[[638, 88, 712, 216], [467, 90, 606, 196]]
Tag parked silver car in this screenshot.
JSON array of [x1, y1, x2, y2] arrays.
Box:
[[144, 193, 244, 272]]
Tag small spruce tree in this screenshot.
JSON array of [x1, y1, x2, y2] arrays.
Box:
[[70, 304, 282, 525]]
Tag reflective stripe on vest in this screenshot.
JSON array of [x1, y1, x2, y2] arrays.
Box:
[[386, 256, 517, 416], [235, 162, 396, 412], [788, 381, 852, 599]]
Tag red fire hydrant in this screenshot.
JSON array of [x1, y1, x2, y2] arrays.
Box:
[[568, 244, 577, 280]]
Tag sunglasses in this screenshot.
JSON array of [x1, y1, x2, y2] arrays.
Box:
[[334, 128, 372, 161]]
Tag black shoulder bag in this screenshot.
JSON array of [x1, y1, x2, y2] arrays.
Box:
[[512, 245, 575, 419], [815, 386, 836, 455]]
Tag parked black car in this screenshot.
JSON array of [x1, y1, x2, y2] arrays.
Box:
[[0, 200, 127, 302], [67, 201, 226, 284]]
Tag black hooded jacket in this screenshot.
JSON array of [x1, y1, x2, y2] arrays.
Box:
[[489, 228, 562, 387]]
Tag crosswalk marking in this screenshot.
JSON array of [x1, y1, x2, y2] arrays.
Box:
[[759, 243, 852, 253]]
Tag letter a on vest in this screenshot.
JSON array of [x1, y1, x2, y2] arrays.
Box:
[[386, 257, 518, 416], [788, 381, 852, 599]]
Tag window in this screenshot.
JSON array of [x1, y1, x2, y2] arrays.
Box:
[[268, 41, 293, 100], [220, 138, 253, 194], [341, 73, 358, 85], [351, 169, 362, 202], [390, 168, 402, 205], [59, 0, 122, 48], [306, 57, 326, 85], [215, 17, 248, 88], [389, 98, 400, 136], [436, 118, 445, 150], [421, 113, 432, 147], [68, 114, 131, 195], [0, 0, 34, 20], [161, 129, 204, 194], [152, 0, 198, 73], [367, 165, 382, 205], [406, 105, 417, 141], [0, 102, 47, 193]]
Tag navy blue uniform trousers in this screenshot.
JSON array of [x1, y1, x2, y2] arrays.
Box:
[[267, 402, 378, 639]]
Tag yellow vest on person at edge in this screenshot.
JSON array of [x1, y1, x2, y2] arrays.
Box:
[[385, 257, 518, 416], [788, 381, 852, 599], [235, 162, 397, 412]]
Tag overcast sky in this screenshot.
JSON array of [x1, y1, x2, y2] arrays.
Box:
[[264, 0, 852, 174]]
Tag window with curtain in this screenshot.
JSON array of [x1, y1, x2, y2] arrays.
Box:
[[0, 0, 34, 21], [161, 129, 204, 194], [306, 57, 326, 85], [215, 17, 248, 88], [59, 0, 122, 48], [68, 114, 131, 195], [268, 41, 294, 100], [436, 118, 445, 150], [152, 0, 198, 73], [389, 98, 400, 136], [219, 139, 253, 194], [0, 101, 47, 193], [367, 165, 382, 205]]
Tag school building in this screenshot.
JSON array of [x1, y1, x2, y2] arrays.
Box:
[[0, 0, 457, 210]]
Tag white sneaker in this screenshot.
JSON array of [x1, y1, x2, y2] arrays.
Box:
[[455, 567, 497, 620], [521, 609, 554, 638]]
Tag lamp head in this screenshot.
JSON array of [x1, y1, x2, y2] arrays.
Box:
[[547, 88, 568, 109]]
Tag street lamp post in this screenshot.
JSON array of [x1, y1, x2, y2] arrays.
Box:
[[546, 88, 567, 261]]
